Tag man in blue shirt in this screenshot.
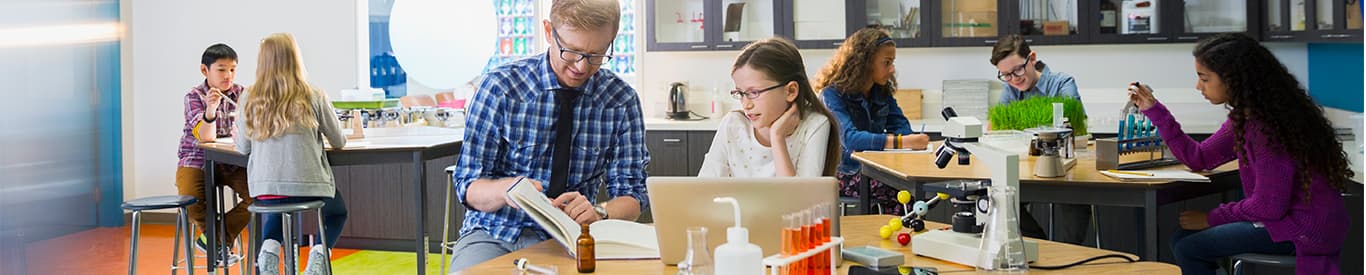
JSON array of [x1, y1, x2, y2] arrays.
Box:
[[990, 34, 1090, 245], [448, 0, 649, 270]]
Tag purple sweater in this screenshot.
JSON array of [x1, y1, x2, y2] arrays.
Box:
[[1144, 103, 1348, 274]]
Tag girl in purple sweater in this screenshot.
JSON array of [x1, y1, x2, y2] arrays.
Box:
[[1129, 33, 1352, 275]]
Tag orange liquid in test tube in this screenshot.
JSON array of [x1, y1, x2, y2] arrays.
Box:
[[781, 214, 794, 275], [821, 216, 832, 273]]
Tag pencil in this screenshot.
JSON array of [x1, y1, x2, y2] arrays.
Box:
[[1106, 170, 1153, 176]]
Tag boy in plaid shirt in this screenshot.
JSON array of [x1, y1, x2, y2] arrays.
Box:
[[175, 43, 252, 255]]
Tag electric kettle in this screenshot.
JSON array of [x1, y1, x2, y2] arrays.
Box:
[[668, 82, 691, 120]]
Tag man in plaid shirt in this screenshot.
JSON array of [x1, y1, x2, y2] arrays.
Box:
[[175, 44, 252, 255], [447, 0, 650, 270]]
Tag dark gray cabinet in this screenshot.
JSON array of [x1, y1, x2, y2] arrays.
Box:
[[646, 0, 787, 51], [645, 0, 1334, 52], [1263, 0, 1361, 42], [645, 130, 717, 176], [687, 131, 718, 175], [646, 131, 691, 176]]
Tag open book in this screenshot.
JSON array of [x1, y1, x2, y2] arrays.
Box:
[[505, 178, 660, 260], [1100, 169, 1211, 182]]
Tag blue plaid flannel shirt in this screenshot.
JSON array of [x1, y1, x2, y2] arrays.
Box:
[[454, 53, 651, 243]]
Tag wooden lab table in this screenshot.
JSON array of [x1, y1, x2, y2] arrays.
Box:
[[851, 143, 1240, 261], [455, 215, 1174, 274]]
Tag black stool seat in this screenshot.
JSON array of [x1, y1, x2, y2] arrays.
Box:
[[122, 195, 198, 211], [248, 200, 325, 214], [1232, 253, 1296, 267]]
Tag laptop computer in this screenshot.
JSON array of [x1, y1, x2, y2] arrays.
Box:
[[646, 177, 840, 265]]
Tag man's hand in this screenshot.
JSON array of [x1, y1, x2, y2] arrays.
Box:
[[504, 177, 543, 209], [551, 192, 600, 225], [1178, 211, 1210, 230]]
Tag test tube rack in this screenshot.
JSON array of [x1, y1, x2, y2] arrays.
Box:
[[761, 237, 843, 275], [1096, 112, 1178, 170]]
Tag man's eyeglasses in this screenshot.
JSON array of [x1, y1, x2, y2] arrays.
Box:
[[551, 27, 613, 66], [729, 83, 786, 100], [997, 59, 1032, 81]]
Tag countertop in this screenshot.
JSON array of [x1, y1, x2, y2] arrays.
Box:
[[642, 117, 720, 131]]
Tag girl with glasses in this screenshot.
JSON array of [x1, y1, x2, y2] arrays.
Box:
[[696, 37, 840, 178]]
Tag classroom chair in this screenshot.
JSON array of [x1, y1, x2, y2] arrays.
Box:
[[248, 200, 333, 275]]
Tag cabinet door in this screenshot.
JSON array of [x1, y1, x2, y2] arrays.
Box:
[[1008, 0, 1090, 45], [687, 131, 718, 176], [646, 131, 690, 176], [932, 0, 1011, 46], [648, 0, 715, 51], [855, 0, 934, 47], [788, 0, 861, 49], [1172, 0, 1259, 43], [1263, 0, 1359, 42], [1088, 0, 1181, 43], [1311, 0, 1362, 41], [714, 0, 785, 50]]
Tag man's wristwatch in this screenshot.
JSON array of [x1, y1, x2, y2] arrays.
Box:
[[593, 203, 609, 220]]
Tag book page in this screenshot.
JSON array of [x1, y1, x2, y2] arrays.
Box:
[[506, 179, 660, 259]]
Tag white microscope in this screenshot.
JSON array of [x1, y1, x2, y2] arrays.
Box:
[[907, 108, 1038, 271]]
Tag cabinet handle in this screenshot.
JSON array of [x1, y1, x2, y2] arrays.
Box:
[[1270, 35, 1294, 39], [1146, 37, 1170, 41], [662, 138, 683, 143], [717, 44, 734, 48], [831, 42, 844, 46], [689, 45, 708, 49], [1024, 39, 1034, 43], [1177, 36, 1199, 40], [984, 39, 998, 44]]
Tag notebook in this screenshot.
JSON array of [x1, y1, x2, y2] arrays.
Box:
[[1099, 169, 1210, 182], [505, 179, 660, 259]]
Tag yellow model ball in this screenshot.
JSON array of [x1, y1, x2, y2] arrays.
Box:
[[888, 217, 902, 230], [897, 190, 912, 204], [879, 224, 894, 239]]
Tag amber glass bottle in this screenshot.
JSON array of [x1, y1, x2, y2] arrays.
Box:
[[576, 224, 596, 273]]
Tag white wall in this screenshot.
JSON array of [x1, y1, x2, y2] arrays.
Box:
[[120, 0, 366, 203], [638, 42, 1310, 134]]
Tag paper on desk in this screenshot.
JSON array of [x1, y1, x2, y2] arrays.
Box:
[[1100, 170, 1210, 182], [874, 144, 936, 154]]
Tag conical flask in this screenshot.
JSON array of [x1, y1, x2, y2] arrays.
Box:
[[977, 185, 1028, 272]]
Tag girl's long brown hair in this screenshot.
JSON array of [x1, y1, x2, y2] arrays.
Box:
[[733, 37, 843, 176], [1193, 33, 1352, 201], [813, 26, 896, 95], [242, 33, 322, 140]]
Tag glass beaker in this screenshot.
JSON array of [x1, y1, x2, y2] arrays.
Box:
[[677, 226, 713, 275], [976, 185, 1028, 272]]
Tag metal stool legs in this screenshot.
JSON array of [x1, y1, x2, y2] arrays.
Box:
[[249, 202, 332, 275], [127, 211, 140, 275], [440, 167, 455, 275], [127, 206, 195, 275]]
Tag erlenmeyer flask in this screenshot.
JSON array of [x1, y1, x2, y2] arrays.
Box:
[[678, 226, 713, 275], [976, 185, 1028, 272]]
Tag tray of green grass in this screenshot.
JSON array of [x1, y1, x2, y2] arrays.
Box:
[[332, 99, 399, 109], [987, 96, 1089, 136]]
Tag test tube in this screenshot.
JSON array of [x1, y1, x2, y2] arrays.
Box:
[[797, 209, 808, 273], [814, 202, 825, 273], [781, 213, 794, 275]]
